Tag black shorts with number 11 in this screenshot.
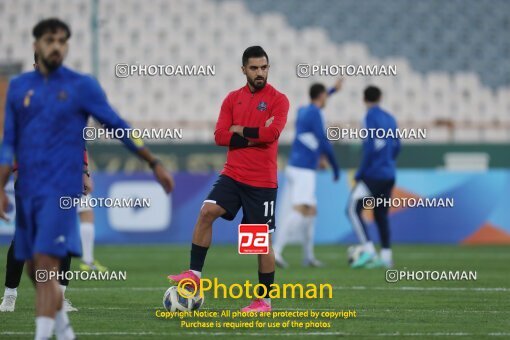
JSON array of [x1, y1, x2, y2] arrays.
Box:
[[205, 175, 277, 233]]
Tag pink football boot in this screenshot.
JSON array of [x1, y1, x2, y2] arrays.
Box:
[[168, 270, 201, 289], [241, 299, 271, 312]]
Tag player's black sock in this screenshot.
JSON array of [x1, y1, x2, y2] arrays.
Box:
[[5, 241, 24, 289], [257, 271, 275, 298], [190, 243, 209, 272], [58, 255, 72, 286]]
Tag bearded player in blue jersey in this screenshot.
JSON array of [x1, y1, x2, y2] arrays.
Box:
[[0, 18, 174, 340], [274, 80, 342, 268]]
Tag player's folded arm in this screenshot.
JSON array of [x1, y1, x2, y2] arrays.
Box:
[[243, 95, 289, 144], [214, 128, 251, 148], [78, 76, 144, 153], [229, 133, 250, 148], [214, 93, 251, 148], [242, 124, 284, 144]]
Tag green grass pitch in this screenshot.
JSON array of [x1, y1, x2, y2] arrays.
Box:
[[0, 244, 509, 339]]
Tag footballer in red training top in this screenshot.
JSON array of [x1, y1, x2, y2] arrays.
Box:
[[169, 46, 289, 312]]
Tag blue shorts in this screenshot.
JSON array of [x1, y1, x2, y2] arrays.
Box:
[[14, 195, 82, 261]]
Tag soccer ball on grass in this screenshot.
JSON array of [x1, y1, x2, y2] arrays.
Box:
[[163, 286, 204, 312]]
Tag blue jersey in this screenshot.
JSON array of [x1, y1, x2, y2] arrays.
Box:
[[288, 103, 339, 177], [0, 66, 143, 198], [355, 106, 400, 181]]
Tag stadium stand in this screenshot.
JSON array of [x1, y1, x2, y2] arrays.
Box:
[[0, 0, 508, 142]]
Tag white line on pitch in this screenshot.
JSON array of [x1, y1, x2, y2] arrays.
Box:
[[333, 286, 510, 292], [2, 331, 510, 337], [72, 307, 510, 314], [59, 286, 510, 292]]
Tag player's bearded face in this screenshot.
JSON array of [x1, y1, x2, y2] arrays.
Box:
[[243, 57, 269, 91], [34, 29, 68, 71]]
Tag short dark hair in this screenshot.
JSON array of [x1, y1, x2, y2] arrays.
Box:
[[242, 46, 269, 66], [310, 83, 326, 100], [32, 18, 71, 40], [364, 86, 382, 102]]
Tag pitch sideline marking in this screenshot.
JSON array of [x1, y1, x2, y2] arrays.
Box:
[[52, 286, 510, 292], [2, 331, 510, 337]]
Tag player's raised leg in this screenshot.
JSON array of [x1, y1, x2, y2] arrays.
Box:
[[169, 174, 239, 285], [0, 240, 24, 312], [168, 201, 227, 287]]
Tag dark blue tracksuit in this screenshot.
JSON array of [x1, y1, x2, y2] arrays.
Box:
[[347, 105, 400, 248]]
